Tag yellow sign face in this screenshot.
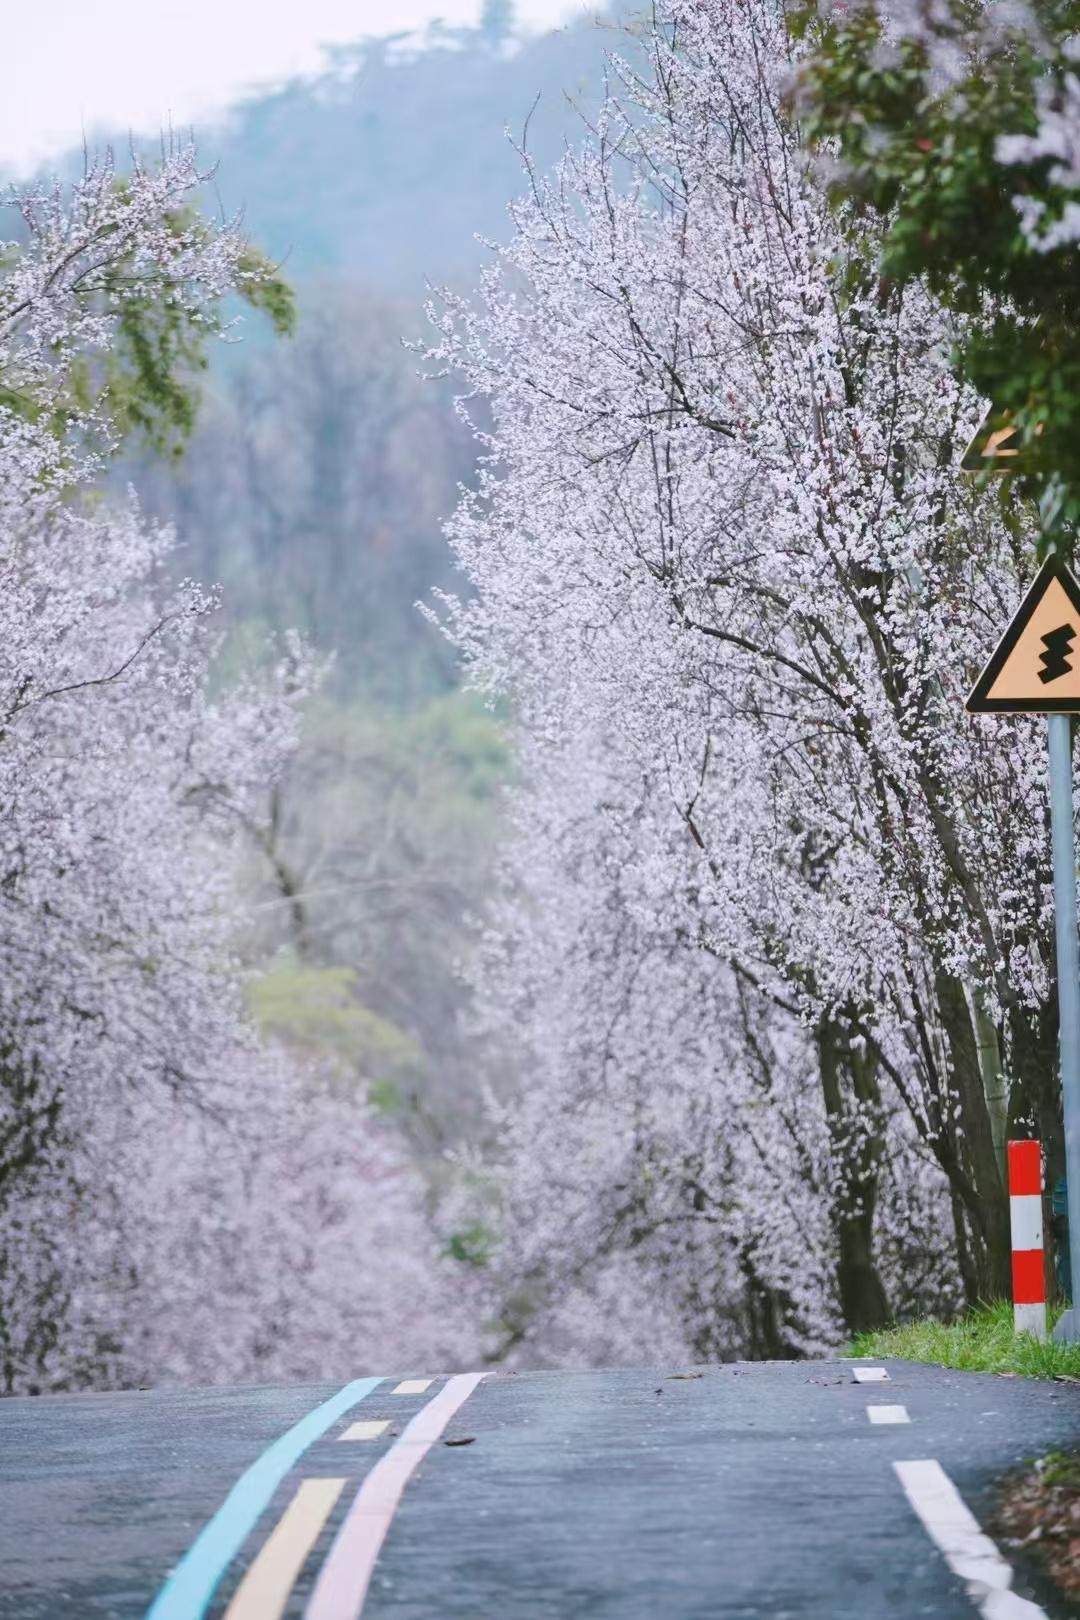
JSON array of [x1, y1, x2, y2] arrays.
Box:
[[968, 558, 1080, 713], [960, 407, 1043, 474]]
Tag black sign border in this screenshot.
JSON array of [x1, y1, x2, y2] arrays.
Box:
[[967, 556, 1080, 713]]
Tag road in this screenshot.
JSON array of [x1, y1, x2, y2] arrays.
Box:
[[2, 1357, 1079, 1619]]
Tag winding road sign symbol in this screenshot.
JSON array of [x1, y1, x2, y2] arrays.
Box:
[[968, 557, 1080, 713], [1039, 624, 1077, 684]]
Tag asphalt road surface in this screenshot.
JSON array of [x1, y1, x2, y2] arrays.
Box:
[[3, 1357, 1080, 1619]]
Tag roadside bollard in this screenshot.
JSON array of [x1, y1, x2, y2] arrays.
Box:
[[1009, 1140, 1048, 1340]]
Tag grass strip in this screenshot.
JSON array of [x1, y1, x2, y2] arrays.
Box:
[[849, 1300, 1080, 1379]]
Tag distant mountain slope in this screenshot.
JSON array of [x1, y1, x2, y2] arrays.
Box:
[[121, 3, 635, 687], [131, 279, 475, 697], [206, 8, 622, 295]]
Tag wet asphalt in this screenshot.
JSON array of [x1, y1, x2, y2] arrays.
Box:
[[2, 1358, 1080, 1619]]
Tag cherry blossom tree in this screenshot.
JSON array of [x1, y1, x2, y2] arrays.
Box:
[[0, 148, 481, 1392], [430, 0, 1056, 1356]]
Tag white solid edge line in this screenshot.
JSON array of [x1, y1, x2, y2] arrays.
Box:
[[894, 1459, 1048, 1619], [867, 1404, 909, 1424], [853, 1366, 890, 1382]]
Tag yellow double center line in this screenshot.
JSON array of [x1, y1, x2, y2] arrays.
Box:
[[224, 1479, 346, 1620], [222, 1372, 488, 1620]]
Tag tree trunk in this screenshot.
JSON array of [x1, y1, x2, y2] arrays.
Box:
[[1008, 990, 1064, 1193], [971, 986, 1008, 1186], [738, 1250, 804, 1360], [935, 971, 1011, 1300], [816, 1013, 890, 1335], [948, 1186, 981, 1305]]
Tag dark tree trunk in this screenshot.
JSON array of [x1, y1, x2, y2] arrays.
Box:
[[935, 971, 1011, 1301], [1009, 989, 1063, 1189], [816, 1013, 890, 1336], [738, 1251, 804, 1361], [948, 1186, 981, 1304]]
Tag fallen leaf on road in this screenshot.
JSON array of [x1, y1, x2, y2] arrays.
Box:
[[994, 1449, 1080, 1598], [444, 1436, 476, 1447]]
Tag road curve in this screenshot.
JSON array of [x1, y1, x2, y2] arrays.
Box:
[[2, 1358, 1080, 1618]]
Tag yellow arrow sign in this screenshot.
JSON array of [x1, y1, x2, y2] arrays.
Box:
[[968, 557, 1080, 713]]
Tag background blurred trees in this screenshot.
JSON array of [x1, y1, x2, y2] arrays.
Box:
[[243, 690, 509, 1143], [0, 151, 484, 1393], [128, 282, 475, 698], [125, 283, 510, 1145]]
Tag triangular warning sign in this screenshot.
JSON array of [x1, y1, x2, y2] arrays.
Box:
[[968, 557, 1080, 713], [961, 405, 1044, 473], [962, 407, 1020, 471]]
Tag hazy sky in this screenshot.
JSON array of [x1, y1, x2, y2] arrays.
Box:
[[3, 1, 587, 175]]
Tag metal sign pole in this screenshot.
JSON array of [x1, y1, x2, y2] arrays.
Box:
[[1048, 712, 1080, 1340], [966, 554, 1080, 1334]]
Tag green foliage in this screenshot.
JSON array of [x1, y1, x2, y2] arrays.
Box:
[[367, 1077, 405, 1114], [106, 236, 294, 461], [1037, 1449, 1080, 1489], [445, 1221, 496, 1267], [0, 196, 294, 461], [849, 1300, 1080, 1377], [247, 954, 425, 1092], [790, 0, 1080, 539], [234, 246, 296, 339], [398, 688, 511, 802], [101, 226, 293, 460], [242, 689, 510, 1140]]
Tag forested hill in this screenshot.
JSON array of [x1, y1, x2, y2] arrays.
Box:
[[125, 5, 624, 684], [203, 6, 620, 296], [109, 9, 626, 1141]]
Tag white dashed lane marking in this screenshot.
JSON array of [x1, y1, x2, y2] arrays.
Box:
[[867, 1405, 910, 1424], [853, 1366, 890, 1383], [339, 1420, 390, 1441], [894, 1459, 1048, 1619], [391, 1379, 432, 1394]]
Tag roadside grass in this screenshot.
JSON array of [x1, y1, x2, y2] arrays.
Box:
[[849, 1300, 1080, 1379]]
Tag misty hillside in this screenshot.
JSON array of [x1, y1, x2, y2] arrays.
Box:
[[206, 7, 621, 295], [129, 5, 626, 670]]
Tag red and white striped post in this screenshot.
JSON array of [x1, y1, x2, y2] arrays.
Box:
[[1008, 1140, 1047, 1340]]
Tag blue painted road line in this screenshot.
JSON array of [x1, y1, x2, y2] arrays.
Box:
[[144, 1377, 383, 1620]]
